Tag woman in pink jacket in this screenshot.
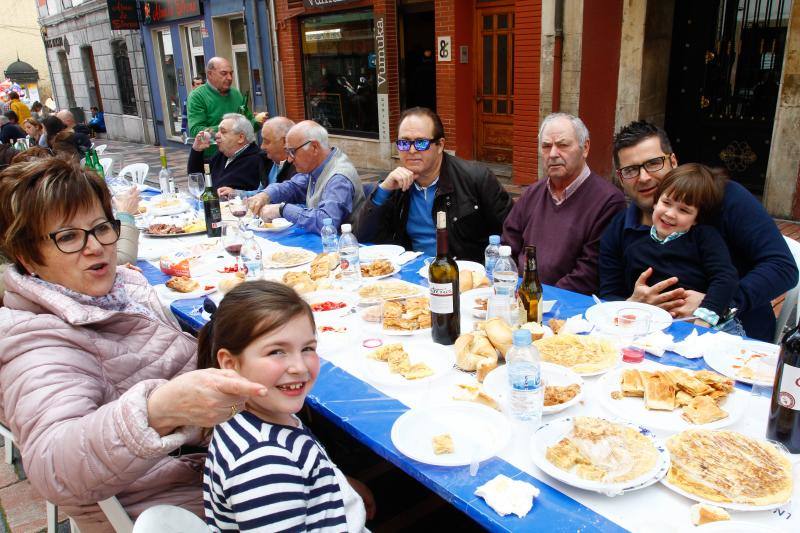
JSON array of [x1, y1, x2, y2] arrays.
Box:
[[0, 158, 268, 531]]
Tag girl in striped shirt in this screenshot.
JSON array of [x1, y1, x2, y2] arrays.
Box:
[[197, 280, 373, 532]]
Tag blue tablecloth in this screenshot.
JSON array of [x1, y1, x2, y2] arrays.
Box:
[[138, 228, 729, 533]]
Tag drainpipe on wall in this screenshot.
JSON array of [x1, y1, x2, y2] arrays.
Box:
[[552, 0, 564, 112], [268, 0, 286, 116]]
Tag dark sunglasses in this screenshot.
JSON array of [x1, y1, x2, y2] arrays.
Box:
[[395, 138, 440, 152]]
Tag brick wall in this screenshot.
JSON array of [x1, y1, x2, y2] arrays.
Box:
[[513, 1, 542, 184], [275, 1, 306, 122], [434, 0, 457, 145]]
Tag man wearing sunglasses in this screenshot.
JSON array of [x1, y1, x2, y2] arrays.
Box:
[[253, 120, 365, 234], [502, 113, 626, 295], [599, 120, 797, 341], [353, 107, 512, 262]]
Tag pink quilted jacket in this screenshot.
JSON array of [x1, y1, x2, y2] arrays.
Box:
[[0, 266, 204, 531]]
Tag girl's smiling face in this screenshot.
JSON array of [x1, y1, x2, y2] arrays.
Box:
[[218, 313, 319, 426], [652, 193, 699, 239]]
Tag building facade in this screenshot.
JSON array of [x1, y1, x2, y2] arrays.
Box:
[[0, 1, 51, 102], [38, 0, 155, 143], [140, 0, 279, 145]]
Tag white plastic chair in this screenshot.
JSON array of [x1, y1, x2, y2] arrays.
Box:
[[99, 157, 113, 178], [119, 163, 150, 186], [94, 144, 107, 155], [774, 236, 800, 343], [132, 505, 207, 532]]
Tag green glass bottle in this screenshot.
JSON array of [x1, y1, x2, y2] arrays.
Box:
[[202, 163, 222, 237]]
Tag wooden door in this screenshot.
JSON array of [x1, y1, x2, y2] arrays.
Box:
[[475, 7, 515, 164]]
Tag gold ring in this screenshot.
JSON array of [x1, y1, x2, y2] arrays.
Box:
[[230, 404, 238, 418]]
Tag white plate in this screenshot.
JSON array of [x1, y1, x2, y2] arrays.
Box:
[[145, 198, 191, 216], [390, 403, 511, 466], [482, 362, 584, 415], [247, 218, 293, 233], [461, 287, 493, 319], [703, 339, 779, 386], [381, 326, 432, 337], [361, 339, 455, 387], [315, 319, 355, 357], [303, 290, 359, 318], [143, 229, 206, 238], [585, 301, 672, 335], [358, 280, 426, 305], [596, 363, 747, 432], [687, 522, 782, 533], [154, 279, 217, 300], [417, 260, 486, 280], [359, 244, 405, 262], [661, 476, 790, 512], [360, 262, 401, 281], [530, 416, 670, 496], [264, 248, 316, 268]]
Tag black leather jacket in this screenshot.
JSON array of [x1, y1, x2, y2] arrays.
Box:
[[354, 153, 513, 262]]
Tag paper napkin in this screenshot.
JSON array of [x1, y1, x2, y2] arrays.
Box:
[[394, 251, 423, 266], [474, 474, 540, 518]]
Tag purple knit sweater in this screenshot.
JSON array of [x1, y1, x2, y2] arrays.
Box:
[[502, 171, 625, 295]]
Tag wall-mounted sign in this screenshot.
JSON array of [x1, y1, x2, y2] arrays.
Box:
[[437, 36, 451, 62], [374, 14, 389, 143], [107, 0, 139, 30], [141, 0, 202, 25], [303, 0, 360, 8], [44, 36, 69, 55]]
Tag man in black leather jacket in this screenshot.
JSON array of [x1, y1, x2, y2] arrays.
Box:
[[354, 107, 512, 262]]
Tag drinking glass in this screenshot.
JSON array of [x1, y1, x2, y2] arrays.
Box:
[[486, 292, 515, 326], [228, 193, 249, 228], [616, 308, 652, 363], [187, 173, 204, 210], [221, 223, 245, 272]]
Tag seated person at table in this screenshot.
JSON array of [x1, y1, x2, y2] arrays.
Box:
[[502, 113, 626, 294], [187, 112, 267, 191], [250, 120, 365, 234], [0, 112, 26, 144], [603, 120, 797, 341], [600, 163, 740, 331], [0, 158, 270, 530], [198, 280, 374, 531], [354, 107, 512, 262], [217, 116, 297, 199]]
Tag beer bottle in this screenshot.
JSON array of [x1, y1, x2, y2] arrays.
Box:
[[429, 211, 460, 345], [202, 163, 222, 238], [766, 324, 800, 452], [519, 245, 544, 323]]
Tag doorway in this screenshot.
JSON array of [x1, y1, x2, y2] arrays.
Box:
[[152, 28, 182, 139], [475, 4, 515, 164], [664, 0, 790, 195], [399, 2, 435, 111], [81, 46, 103, 111]]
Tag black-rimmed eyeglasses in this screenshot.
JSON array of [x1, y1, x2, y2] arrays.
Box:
[[616, 154, 673, 180], [48, 220, 121, 254], [285, 140, 313, 158], [395, 138, 440, 152]]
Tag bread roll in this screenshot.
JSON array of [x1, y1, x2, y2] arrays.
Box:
[[690, 503, 730, 525], [480, 317, 513, 357], [455, 331, 498, 382], [459, 271, 474, 292]]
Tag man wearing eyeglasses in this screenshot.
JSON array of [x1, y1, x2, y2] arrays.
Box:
[[252, 120, 365, 234], [354, 107, 512, 262], [502, 113, 626, 295], [600, 120, 797, 341]]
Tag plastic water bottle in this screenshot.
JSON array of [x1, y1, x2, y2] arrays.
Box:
[[240, 231, 263, 280], [338, 224, 362, 290], [493, 246, 518, 296], [321, 217, 339, 254], [506, 329, 543, 423], [484, 235, 501, 284]]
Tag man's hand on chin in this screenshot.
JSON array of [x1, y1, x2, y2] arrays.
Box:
[[380, 166, 415, 192]]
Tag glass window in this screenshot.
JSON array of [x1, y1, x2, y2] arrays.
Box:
[[230, 18, 246, 46], [300, 10, 378, 137], [112, 41, 138, 115], [155, 29, 181, 137]]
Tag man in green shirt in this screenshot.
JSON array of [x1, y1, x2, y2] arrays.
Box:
[[187, 57, 266, 157]]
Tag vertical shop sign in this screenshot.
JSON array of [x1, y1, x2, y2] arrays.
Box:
[[374, 14, 389, 143], [437, 36, 451, 62], [108, 0, 139, 30]]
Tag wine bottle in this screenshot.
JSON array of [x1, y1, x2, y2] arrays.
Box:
[[519, 245, 544, 323], [158, 147, 174, 196], [429, 211, 460, 345], [766, 324, 800, 453], [202, 163, 222, 238]]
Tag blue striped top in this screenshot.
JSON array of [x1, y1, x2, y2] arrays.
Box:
[[203, 410, 350, 532]]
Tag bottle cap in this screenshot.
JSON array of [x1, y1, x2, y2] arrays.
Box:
[[513, 329, 532, 345], [341, 224, 352, 233], [499, 245, 511, 256], [323, 217, 333, 226], [489, 235, 500, 245]]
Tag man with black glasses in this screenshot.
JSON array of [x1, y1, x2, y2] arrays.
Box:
[[600, 120, 797, 341], [354, 107, 512, 262]]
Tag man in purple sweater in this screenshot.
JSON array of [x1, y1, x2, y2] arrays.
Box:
[[502, 113, 626, 295]]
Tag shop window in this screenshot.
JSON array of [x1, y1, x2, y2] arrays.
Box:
[[57, 51, 76, 108], [300, 10, 378, 137], [182, 24, 205, 84], [230, 18, 252, 98], [112, 41, 138, 116]]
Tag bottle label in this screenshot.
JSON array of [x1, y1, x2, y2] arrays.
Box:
[[429, 282, 454, 313], [777, 363, 800, 411]]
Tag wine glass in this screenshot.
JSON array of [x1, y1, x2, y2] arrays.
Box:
[[228, 193, 249, 228], [221, 223, 245, 273], [187, 173, 205, 210]]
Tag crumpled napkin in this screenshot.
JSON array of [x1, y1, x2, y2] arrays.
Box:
[[631, 330, 674, 357], [394, 251, 423, 266], [474, 474, 540, 518], [558, 314, 593, 335], [669, 330, 741, 359]]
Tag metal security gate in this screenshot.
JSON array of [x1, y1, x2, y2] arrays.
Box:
[[665, 0, 791, 194]]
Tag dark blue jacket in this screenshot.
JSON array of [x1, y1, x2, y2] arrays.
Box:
[[600, 181, 798, 341]]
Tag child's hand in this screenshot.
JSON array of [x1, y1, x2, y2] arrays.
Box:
[[347, 476, 376, 520]]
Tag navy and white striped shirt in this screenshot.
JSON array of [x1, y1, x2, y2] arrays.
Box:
[[203, 411, 351, 532]]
